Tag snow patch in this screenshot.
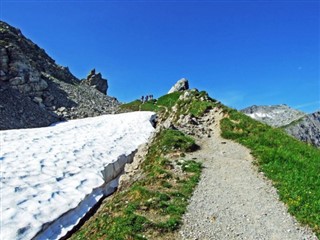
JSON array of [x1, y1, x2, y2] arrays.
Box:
[[0, 112, 155, 240]]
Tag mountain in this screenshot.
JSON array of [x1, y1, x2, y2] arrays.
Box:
[[240, 104, 306, 127], [0, 21, 119, 130], [241, 105, 320, 148], [284, 111, 320, 148]]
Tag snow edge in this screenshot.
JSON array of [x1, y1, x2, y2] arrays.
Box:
[[33, 151, 137, 240]]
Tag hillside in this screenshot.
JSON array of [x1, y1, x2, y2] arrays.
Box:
[[0, 21, 119, 130]]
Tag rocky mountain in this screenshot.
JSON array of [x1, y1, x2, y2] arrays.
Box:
[[241, 104, 320, 148], [0, 21, 119, 130], [284, 111, 320, 148], [241, 104, 306, 128]]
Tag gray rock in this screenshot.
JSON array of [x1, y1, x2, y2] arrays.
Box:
[[0, 87, 60, 129], [9, 76, 25, 85], [168, 78, 189, 94], [81, 69, 108, 94], [57, 107, 66, 112], [0, 47, 9, 80], [33, 97, 43, 104]]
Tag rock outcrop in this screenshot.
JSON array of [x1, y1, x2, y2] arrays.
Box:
[[168, 78, 189, 94], [241, 104, 320, 148], [81, 69, 108, 94], [0, 21, 119, 130]]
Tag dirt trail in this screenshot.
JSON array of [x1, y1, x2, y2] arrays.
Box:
[[178, 110, 317, 240]]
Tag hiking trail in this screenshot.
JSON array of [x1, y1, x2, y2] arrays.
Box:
[[177, 110, 317, 240]]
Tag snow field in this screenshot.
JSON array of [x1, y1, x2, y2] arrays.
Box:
[[0, 112, 156, 240]]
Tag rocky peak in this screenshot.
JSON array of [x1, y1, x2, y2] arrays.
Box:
[[0, 21, 78, 84], [81, 69, 108, 94], [168, 78, 189, 94], [241, 104, 306, 127], [0, 21, 119, 130]]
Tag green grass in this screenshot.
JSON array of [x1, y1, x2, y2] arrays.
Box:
[[119, 99, 159, 112], [172, 91, 219, 119], [70, 129, 201, 240], [156, 92, 182, 109], [120, 92, 182, 113], [157, 129, 199, 153], [120, 100, 142, 111], [220, 109, 320, 237]]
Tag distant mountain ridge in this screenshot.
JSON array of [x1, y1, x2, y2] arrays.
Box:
[[0, 20, 119, 130], [241, 104, 306, 127], [241, 105, 320, 148]]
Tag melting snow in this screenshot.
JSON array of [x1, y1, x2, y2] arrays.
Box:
[[0, 112, 155, 240]]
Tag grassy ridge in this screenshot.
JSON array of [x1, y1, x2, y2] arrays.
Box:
[[220, 109, 320, 237], [120, 92, 182, 113], [71, 129, 201, 240], [119, 91, 219, 118]]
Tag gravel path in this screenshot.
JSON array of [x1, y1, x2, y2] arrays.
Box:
[[178, 111, 317, 240]]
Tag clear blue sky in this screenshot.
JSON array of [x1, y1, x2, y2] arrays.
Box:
[[1, 0, 319, 113]]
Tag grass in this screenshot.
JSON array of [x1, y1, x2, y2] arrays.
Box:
[[120, 100, 142, 111], [70, 129, 201, 240], [156, 92, 182, 109], [166, 90, 221, 123], [120, 92, 182, 113], [220, 109, 320, 237], [157, 129, 199, 153]]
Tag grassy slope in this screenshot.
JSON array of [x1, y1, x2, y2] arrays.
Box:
[[119, 92, 182, 113], [220, 109, 320, 237]]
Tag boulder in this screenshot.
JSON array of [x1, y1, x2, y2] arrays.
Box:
[[168, 78, 189, 94]]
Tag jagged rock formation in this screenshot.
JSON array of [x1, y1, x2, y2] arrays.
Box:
[[0, 21, 119, 130], [284, 111, 320, 148], [81, 69, 108, 94], [168, 78, 189, 94], [241, 104, 320, 148], [241, 104, 306, 127]]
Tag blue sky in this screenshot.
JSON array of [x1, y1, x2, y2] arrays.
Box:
[[1, 0, 319, 113]]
